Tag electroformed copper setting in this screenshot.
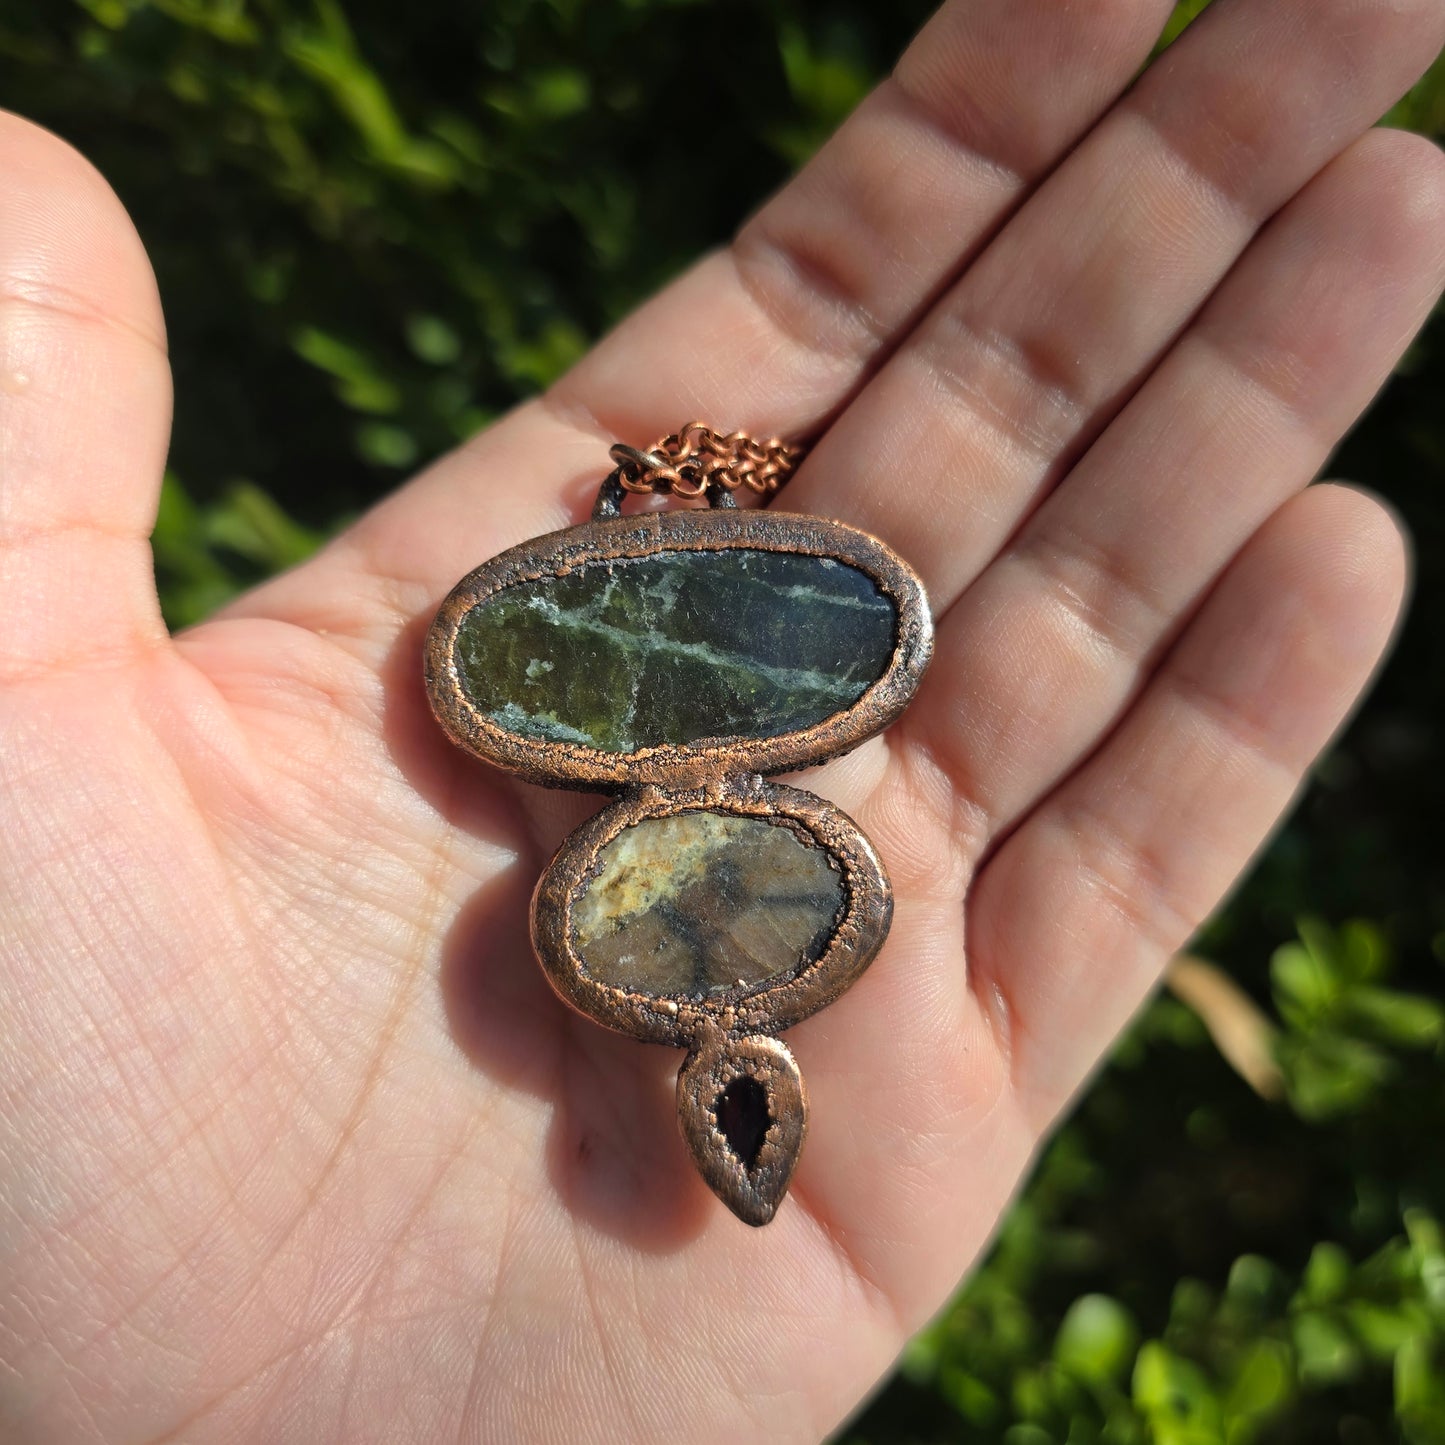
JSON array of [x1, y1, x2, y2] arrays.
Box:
[[424, 430, 933, 1225]]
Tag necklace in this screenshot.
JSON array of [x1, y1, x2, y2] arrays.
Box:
[[425, 423, 932, 1225]]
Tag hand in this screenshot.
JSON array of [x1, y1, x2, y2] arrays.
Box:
[[4, 1, 1444, 1439]]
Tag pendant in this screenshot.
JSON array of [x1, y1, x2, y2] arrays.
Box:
[[425, 425, 932, 1225]]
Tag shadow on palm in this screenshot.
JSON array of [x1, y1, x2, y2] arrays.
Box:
[[377, 602, 722, 1251]]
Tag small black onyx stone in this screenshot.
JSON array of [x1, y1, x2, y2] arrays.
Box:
[[570, 811, 845, 998], [453, 547, 897, 752], [715, 1076, 771, 1171]]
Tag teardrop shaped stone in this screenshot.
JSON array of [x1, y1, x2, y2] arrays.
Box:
[[570, 811, 845, 998], [715, 1075, 772, 1170], [454, 548, 897, 752]]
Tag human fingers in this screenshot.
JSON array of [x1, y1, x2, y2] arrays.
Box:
[[780, 0, 1444, 613], [905, 127, 1445, 859], [967, 483, 1408, 1121]]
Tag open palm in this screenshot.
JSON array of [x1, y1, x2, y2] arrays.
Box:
[[5, 1, 1445, 1440]]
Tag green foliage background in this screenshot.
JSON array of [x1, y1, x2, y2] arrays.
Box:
[[2, 2, 1442, 1440]]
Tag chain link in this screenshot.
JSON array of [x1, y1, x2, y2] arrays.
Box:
[[607, 422, 804, 500]]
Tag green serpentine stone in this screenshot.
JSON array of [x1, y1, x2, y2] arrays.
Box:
[[454, 548, 896, 752], [571, 812, 845, 998]]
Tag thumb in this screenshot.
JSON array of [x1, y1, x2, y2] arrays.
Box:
[[0, 112, 172, 682]]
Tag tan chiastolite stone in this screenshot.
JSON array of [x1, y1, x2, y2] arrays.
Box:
[[570, 811, 846, 998]]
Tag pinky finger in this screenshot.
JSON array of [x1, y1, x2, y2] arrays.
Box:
[[968, 483, 1408, 1124]]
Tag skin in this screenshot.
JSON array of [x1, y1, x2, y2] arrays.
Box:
[[2, 0, 1444, 1439]]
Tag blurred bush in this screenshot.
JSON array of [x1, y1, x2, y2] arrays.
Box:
[[2, 2, 1441, 1440]]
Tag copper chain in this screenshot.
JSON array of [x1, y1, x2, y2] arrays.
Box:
[[608, 422, 804, 500]]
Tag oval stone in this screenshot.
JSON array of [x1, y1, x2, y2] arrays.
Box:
[[453, 547, 897, 754], [570, 811, 845, 999]]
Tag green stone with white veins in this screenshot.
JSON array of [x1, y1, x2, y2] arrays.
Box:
[[453, 547, 897, 752]]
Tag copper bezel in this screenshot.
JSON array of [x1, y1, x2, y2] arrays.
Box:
[[529, 776, 893, 1047], [676, 1031, 807, 1228], [424, 507, 933, 793]]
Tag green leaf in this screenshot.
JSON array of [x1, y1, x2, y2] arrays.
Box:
[[1336, 919, 1391, 984], [1222, 1340, 1293, 1428], [282, 0, 455, 184], [1345, 987, 1445, 1049], [406, 314, 463, 366], [1054, 1295, 1140, 1386], [1003, 1426, 1057, 1445], [1271, 940, 1335, 1026], [936, 1365, 1000, 1426], [151, 473, 244, 627], [1299, 1243, 1352, 1306], [204, 482, 322, 570], [527, 66, 590, 119], [355, 421, 419, 467], [1278, 1031, 1397, 1121], [1405, 1210, 1445, 1307], [1225, 1256, 1286, 1314], [1395, 1335, 1445, 1443], [1133, 1343, 1223, 1439], [1291, 1312, 1361, 1386], [1156, 0, 1215, 50], [1346, 1301, 1432, 1360], [496, 316, 590, 390], [291, 326, 402, 413], [75, 0, 129, 30]]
